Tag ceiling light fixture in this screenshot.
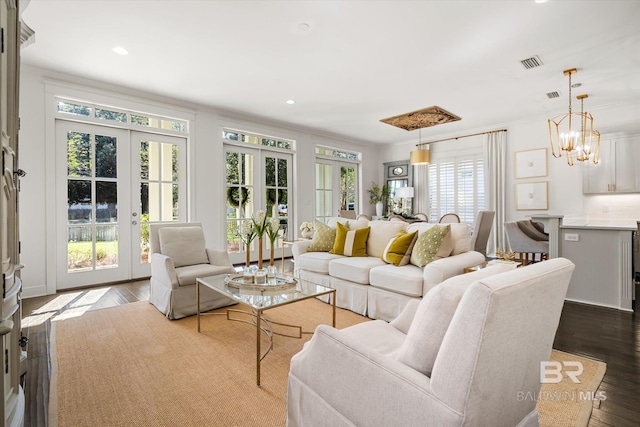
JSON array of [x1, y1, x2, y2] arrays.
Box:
[[573, 94, 600, 165], [548, 68, 590, 166], [112, 46, 128, 55], [286, 99, 296, 105], [410, 128, 430, 165]]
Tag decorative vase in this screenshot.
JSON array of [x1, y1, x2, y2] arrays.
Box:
[[245, 242, 251, 267], [258, 237, 263, 269], [270, 242, 275, 266], [375, 201, 383, 217]]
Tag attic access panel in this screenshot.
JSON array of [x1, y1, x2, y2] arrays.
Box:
[[380, 106, 461, 131]]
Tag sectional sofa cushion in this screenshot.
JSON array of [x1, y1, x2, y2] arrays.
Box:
[[407, 222, 472, 255], [296, 252, 344, 274], [395, 262, 518, 376], [369, 263, 424, 297], [329, 256, 387, 285], [308, 220, 336, 252], [381, 230, 419, 266], [158, 226, 209, 268], [330, 222, 370, 256], [410, 225, 452, 268], [367, 220, 409, 258]]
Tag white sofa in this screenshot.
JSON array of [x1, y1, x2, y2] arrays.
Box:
[[287, 258, 575, 427], [292, 218, 486, 321]]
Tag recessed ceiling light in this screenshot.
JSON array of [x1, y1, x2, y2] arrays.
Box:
[[112, 46, 128, 55], [534, 0, 548, 3], [286, 99, 296, 105]]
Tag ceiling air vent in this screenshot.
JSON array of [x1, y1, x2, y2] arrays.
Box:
[[520, 55, 543, 70], [546, 91, 561, 99]]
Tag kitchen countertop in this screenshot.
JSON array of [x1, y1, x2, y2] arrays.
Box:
[[559, 217, 638, 231]]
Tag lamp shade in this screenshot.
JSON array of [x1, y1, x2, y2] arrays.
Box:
[[396, 186, 414, 198], [410, 148, 430, 165]]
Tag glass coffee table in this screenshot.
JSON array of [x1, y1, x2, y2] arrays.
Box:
[[196, 274, 336, 386]]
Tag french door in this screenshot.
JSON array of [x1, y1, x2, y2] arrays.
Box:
[[56, 121, 186, 288], [314, 160, 358, 223], [225, 145, 292, 265]]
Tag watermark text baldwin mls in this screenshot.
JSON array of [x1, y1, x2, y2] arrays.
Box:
[[516, 360, 606, 402]]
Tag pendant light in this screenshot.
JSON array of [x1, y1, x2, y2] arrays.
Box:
[[548, 68, 587, 166], [410, 128, 430, 165]]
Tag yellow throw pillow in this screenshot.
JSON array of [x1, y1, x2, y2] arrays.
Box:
[[410, 225, 453, 268], [330, 222, 370, 257], [307, 220, 336, 252], [382, 230, 419, 266]]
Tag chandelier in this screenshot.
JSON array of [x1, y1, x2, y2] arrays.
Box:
[[572, 94, 600, 165], [547, 68, 600, 166]]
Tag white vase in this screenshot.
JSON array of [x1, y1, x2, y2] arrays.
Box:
[[375, 201, 383, 217]]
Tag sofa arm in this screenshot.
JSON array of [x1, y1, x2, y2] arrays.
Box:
[[292, 239, 312, 260], [206, 248, 235, 270], [150, 253, 179, 290], [422, 251, 486, 296], [288, 325, 461, 427]]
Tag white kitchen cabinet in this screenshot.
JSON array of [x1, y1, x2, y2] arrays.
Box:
[[583, 133, 640, 194]]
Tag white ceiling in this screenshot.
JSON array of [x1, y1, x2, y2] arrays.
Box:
[[21, 0, 640, 145]]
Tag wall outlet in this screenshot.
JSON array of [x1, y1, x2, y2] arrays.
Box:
[[565, 233, 580, 242]]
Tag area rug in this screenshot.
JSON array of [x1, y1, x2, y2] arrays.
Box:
[[49, 300, 606, 427], [537, 350, 607, 427]]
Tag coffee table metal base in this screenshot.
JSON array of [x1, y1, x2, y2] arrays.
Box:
[[196, 279, 336, 387]]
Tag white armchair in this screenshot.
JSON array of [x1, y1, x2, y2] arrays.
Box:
[[505, 220, 549, 265], [287, 258, 575, 427], [149, 222, 236, 319]]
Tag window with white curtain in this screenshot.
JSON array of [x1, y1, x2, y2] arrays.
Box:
[[427, 154, 484, 224]]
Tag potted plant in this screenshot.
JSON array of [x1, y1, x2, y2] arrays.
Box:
[[367, 182, 389, 217]]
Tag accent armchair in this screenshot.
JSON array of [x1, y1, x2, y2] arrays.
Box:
[[287, 258, 575, 427], [504, 220, 549, 265], [149, 222, 236, 319]]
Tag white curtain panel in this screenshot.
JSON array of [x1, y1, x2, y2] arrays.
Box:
[[483, 131, 507, 256], [413, 164, 429, 216]]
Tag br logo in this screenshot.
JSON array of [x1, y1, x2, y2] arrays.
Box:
[[540, 361, 583, 384]]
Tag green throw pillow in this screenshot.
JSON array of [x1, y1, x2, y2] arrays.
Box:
[[330, 222, 370, 257], [307, 220, 337, 252], [382, 230, 419, 266], [410, 225, 453, 268]]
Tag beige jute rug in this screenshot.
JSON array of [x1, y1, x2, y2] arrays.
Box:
[[49, 300, 606, 427]]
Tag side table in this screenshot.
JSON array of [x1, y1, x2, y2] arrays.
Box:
[[464, 259, 522, 273]]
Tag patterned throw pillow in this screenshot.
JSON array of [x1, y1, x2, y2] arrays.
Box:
[[410, 225, 453, 267], [381, 230, 419, 266], [330, 222, 370, 257], [307, 220, 337, 252]]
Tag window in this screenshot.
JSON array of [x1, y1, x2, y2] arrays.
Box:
[[314, 145, 361, 223], [428, 154, 484, 224], [56, 99, 188, 133]]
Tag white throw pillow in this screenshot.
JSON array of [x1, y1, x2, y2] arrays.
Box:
[[158, 226, 209, 268], [395, 263, 517, 376], [367, 220, 408, 258]]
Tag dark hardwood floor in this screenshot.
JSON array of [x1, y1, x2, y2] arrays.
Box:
[[20, 274, 639, 427]]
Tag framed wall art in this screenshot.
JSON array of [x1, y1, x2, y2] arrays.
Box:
[[515, 148, 547, 179], [516, 182, 548, 210]]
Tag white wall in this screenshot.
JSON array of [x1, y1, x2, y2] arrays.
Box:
[[19, 65, 381, 297]]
